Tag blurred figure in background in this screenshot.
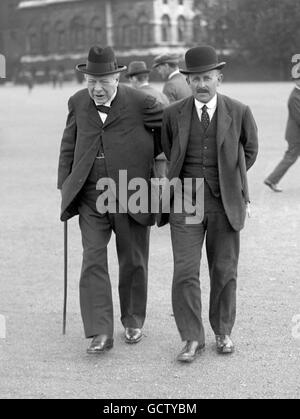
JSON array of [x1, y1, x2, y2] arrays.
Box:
[[126, 61, 169, 177], [264, 76, 300, 192], [152, 53, 190, 103], [126, 61, 169, 105]]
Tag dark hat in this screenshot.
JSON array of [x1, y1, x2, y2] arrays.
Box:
[[125, 61, 150, 78], [180, 46, 226, 75], [152, 53, 181, 69], [76, 46, 127, 76]]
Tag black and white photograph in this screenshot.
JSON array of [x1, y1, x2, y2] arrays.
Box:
[[0, 0, 300, 401]]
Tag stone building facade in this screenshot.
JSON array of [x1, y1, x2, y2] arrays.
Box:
[[0, 0, 223, 80], [15, 0, 211, 79]]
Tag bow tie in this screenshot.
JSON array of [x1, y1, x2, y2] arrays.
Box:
[[95, 104, 111, 114]]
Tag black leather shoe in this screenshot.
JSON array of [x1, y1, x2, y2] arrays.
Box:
[[264, 180, 282, 192], [177, 341, 205, 363], [87, 334, 114, 354], [215, 335, 235, 355], [124, 328, 143, 344]]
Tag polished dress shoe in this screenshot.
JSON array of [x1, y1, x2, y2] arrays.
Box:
[[177, 341, 205, 363], [87, 334, 114, 354], [264, 180, 282, 192], [124, 327, 143, 344], [215, 335, 235, 355]]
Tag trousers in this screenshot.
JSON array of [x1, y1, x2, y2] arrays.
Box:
[[78, 158, 150, 338], [170, 183, 240, 343]]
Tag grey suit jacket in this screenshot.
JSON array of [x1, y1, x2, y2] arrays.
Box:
[[158, 93, 259, 231], [285, 87, 300, 144], [163, 73, 191, 103]]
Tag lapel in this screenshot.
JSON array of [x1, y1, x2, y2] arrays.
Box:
[[87, 97, 103, 129], [177, 96, 194, 155], [216, 93, 232, 150]]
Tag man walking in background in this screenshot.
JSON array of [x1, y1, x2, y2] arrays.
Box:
[[152, 53, 190, 103], [126, 60, 169, 177], [126, 61, 169, 105], [264, 76, 300, 192], [57, 46, 163, 355], [158, 46, 258, 363]]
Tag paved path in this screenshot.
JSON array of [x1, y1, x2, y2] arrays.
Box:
[[0, 82, 299, 399]]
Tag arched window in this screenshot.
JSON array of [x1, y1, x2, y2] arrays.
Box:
[[70, 16, 85, 50], [161, 15, 171, 42], [41, 23, 50, 54], [90, 17, 103, 44], [27, 26, 39, 54], [137, 14, 150, 46], [118, 15, 131, 47], [177, 16, 186, 43], [55, 21, 66, 52]]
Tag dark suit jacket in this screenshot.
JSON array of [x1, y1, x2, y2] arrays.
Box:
[[57, 84, 163, 225], [158, 93, 259, 231], [163, 73, 191, 103], [285, 87, 300, 144]]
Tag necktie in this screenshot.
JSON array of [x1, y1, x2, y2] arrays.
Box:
[[96, 104, 111, 114], [201, 105, 210, 131]]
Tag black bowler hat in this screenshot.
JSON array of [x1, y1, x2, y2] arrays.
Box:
[[76, 46, 127, 76], [180, 46, 226, 75], [125, 61, 151, 78]]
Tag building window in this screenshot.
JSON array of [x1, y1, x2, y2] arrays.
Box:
[[70, 17, 85, 50], [177, 16, 186, 43], [90, 17, 103, 44], [55, 21, 66, 52], [161, 15, 171, 42], [163, 0, 168, 4], [118, 16, 131, 47], [178, 0, 184, 4], [27, 27, 39, 54], [41, 24, 50, 54], [137, 14, 150, 46]]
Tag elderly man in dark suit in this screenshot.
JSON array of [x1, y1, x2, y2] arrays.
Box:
[[264, 77, 300, 192], [158, 46, 258, 363], [152, 53, 190, 103], [57, 46, 163, 354]]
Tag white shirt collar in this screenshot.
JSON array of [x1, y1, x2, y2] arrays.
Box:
[[194, 94, 217, 110], [295, 85, 300, 91], [168, 69, 180, 80], [139, 82, 149, 88]]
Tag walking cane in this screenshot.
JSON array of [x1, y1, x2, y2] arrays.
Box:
[[63, 220, 68, 335]]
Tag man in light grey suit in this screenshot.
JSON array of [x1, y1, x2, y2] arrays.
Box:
[[152, 53, 191, 103]]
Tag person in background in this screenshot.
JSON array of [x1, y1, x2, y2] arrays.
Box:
[[126, 61, 169, 178], [152, 53, 191, 103], [264, 76, 300, 192]]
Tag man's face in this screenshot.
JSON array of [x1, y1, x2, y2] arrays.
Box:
[[86, 73, 119, 104], [156, 64, 170, 80], [187, 70, 223, 103]]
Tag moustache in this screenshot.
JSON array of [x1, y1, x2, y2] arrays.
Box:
[[197, 89, 209, 94]]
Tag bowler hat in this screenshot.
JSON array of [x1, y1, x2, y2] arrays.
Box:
[[180, 46, 226, 75], [76, 46, 127, 76], [152, 53, 181, 69], [126, 61, 150, 78]]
